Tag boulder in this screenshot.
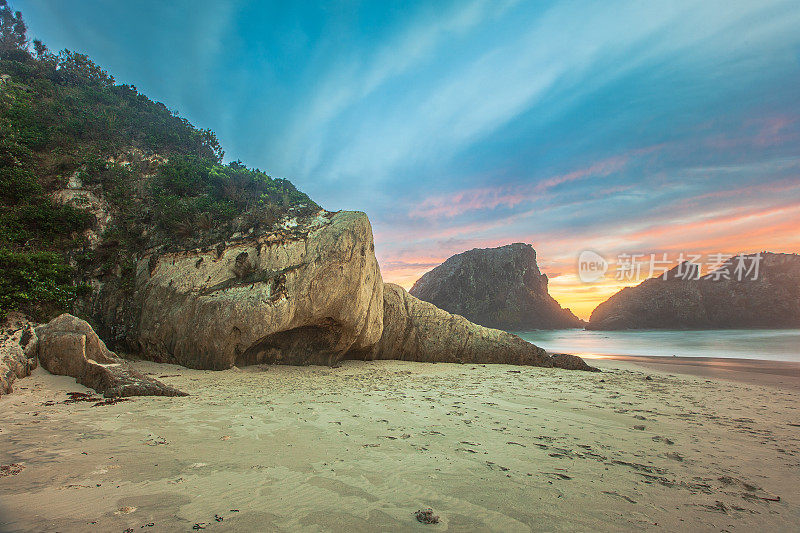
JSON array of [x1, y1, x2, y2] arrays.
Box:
[[363, 284, 598, 370], [135, 211, 384, 369], [35, 314, 186, 397], [0, 315, 38, 396], [410, 243, 584, 330], [550, 353, 600, 372]]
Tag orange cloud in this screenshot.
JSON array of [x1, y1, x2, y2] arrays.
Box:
[[379, 201, 800, 320]]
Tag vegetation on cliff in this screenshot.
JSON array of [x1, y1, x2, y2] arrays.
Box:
[[0, 1, 316, 320]]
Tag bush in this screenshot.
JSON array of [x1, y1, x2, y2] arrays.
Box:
[[152, 156, 315, 236], [0, 249, 81, 320]]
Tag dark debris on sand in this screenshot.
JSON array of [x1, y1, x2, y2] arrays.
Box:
[[40, 392, 132, 407], [92, 397, 131, 407], [0, 463, 24, 477], [415, 508, 440, 524]]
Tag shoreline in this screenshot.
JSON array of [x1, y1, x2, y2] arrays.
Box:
[[580, 353, 800, 390]]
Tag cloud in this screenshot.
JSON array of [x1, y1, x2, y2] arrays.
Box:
[[274, 0, 800, 192], [407, 155, 630, 219], [274, 0, 514, 179]]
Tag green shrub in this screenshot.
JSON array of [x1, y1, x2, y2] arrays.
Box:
[[0, 249, 81, 320], [152, 156, 315, 235]]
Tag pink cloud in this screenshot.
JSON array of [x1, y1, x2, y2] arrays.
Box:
[[705, 115, 797, 149], [407, 154, 630, 220], [755, 116, 795, 147]]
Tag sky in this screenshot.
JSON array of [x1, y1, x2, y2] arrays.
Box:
[[16, 0, 800, 319]]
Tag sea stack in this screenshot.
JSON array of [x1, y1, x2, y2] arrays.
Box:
[[409, 243, 584, 330]]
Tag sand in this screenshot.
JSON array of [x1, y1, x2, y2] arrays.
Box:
[[1, 356, 799, 532]]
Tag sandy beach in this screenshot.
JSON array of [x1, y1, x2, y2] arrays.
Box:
[[1, 357, 799, 532]]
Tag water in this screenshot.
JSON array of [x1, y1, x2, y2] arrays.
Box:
[[516, 329, 800, 362]]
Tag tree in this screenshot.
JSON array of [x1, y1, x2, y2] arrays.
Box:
[[0, 0, 27, 52], [32, 38, 47, 59], [55, 50, 115, 87]]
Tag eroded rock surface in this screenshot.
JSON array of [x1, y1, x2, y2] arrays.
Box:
[[135, 211, 384, 369], [410, 243, 584, 330], [364, 284, 598, 371], [0, 315, 38, 396], [35, 314, 185, 397]]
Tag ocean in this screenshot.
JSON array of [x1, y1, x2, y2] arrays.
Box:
[[516, 329, 800, 362]]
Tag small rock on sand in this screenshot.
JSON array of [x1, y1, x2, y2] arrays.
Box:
[[415, 508, 440, 524]]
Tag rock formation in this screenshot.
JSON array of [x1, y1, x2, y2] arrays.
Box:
[[134, 211, 383, 369], [2, 210, 596, 399], [0, 315, 38, 396], [589, 253, 800, 329], [409, 243, 583, 330], [128, 212, 595, 371], [367, 284, 598, 371], [34, 314, 186, 397]]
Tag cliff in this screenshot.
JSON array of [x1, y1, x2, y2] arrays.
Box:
[[588, 252, 800, 330], [409, 243, 583, 330]]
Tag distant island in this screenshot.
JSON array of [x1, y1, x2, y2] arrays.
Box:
[[410, 243, 584, 330], [588, 252, 800, 330]]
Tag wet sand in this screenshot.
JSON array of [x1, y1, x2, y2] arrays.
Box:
[[590, 355, 800, 390], [1, 358, 799, 532]]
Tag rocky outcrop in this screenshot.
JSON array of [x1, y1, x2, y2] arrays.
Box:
[[367, 283, 551, 364], [134, 211, 384, 369], [410, 243, 583, 330], [35, 314, 186, 397], [589, 253, 800, 330], [0, 315, 38, 396], [550, 353, 599, 371], [131, 213, 595, 371], [363, 284, 598, 371]]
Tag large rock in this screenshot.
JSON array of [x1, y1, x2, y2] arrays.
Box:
[[410, 243, 583, 330], [135, 211, 384, 369], [364, 284, 598, 371], [589, 253, 800, 330], [0, 315, 38, 396], [35, 314, 186, 397], [132, 212, 595, 371]]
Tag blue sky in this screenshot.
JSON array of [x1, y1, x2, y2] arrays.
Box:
[[16, 0, 800, 316]]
